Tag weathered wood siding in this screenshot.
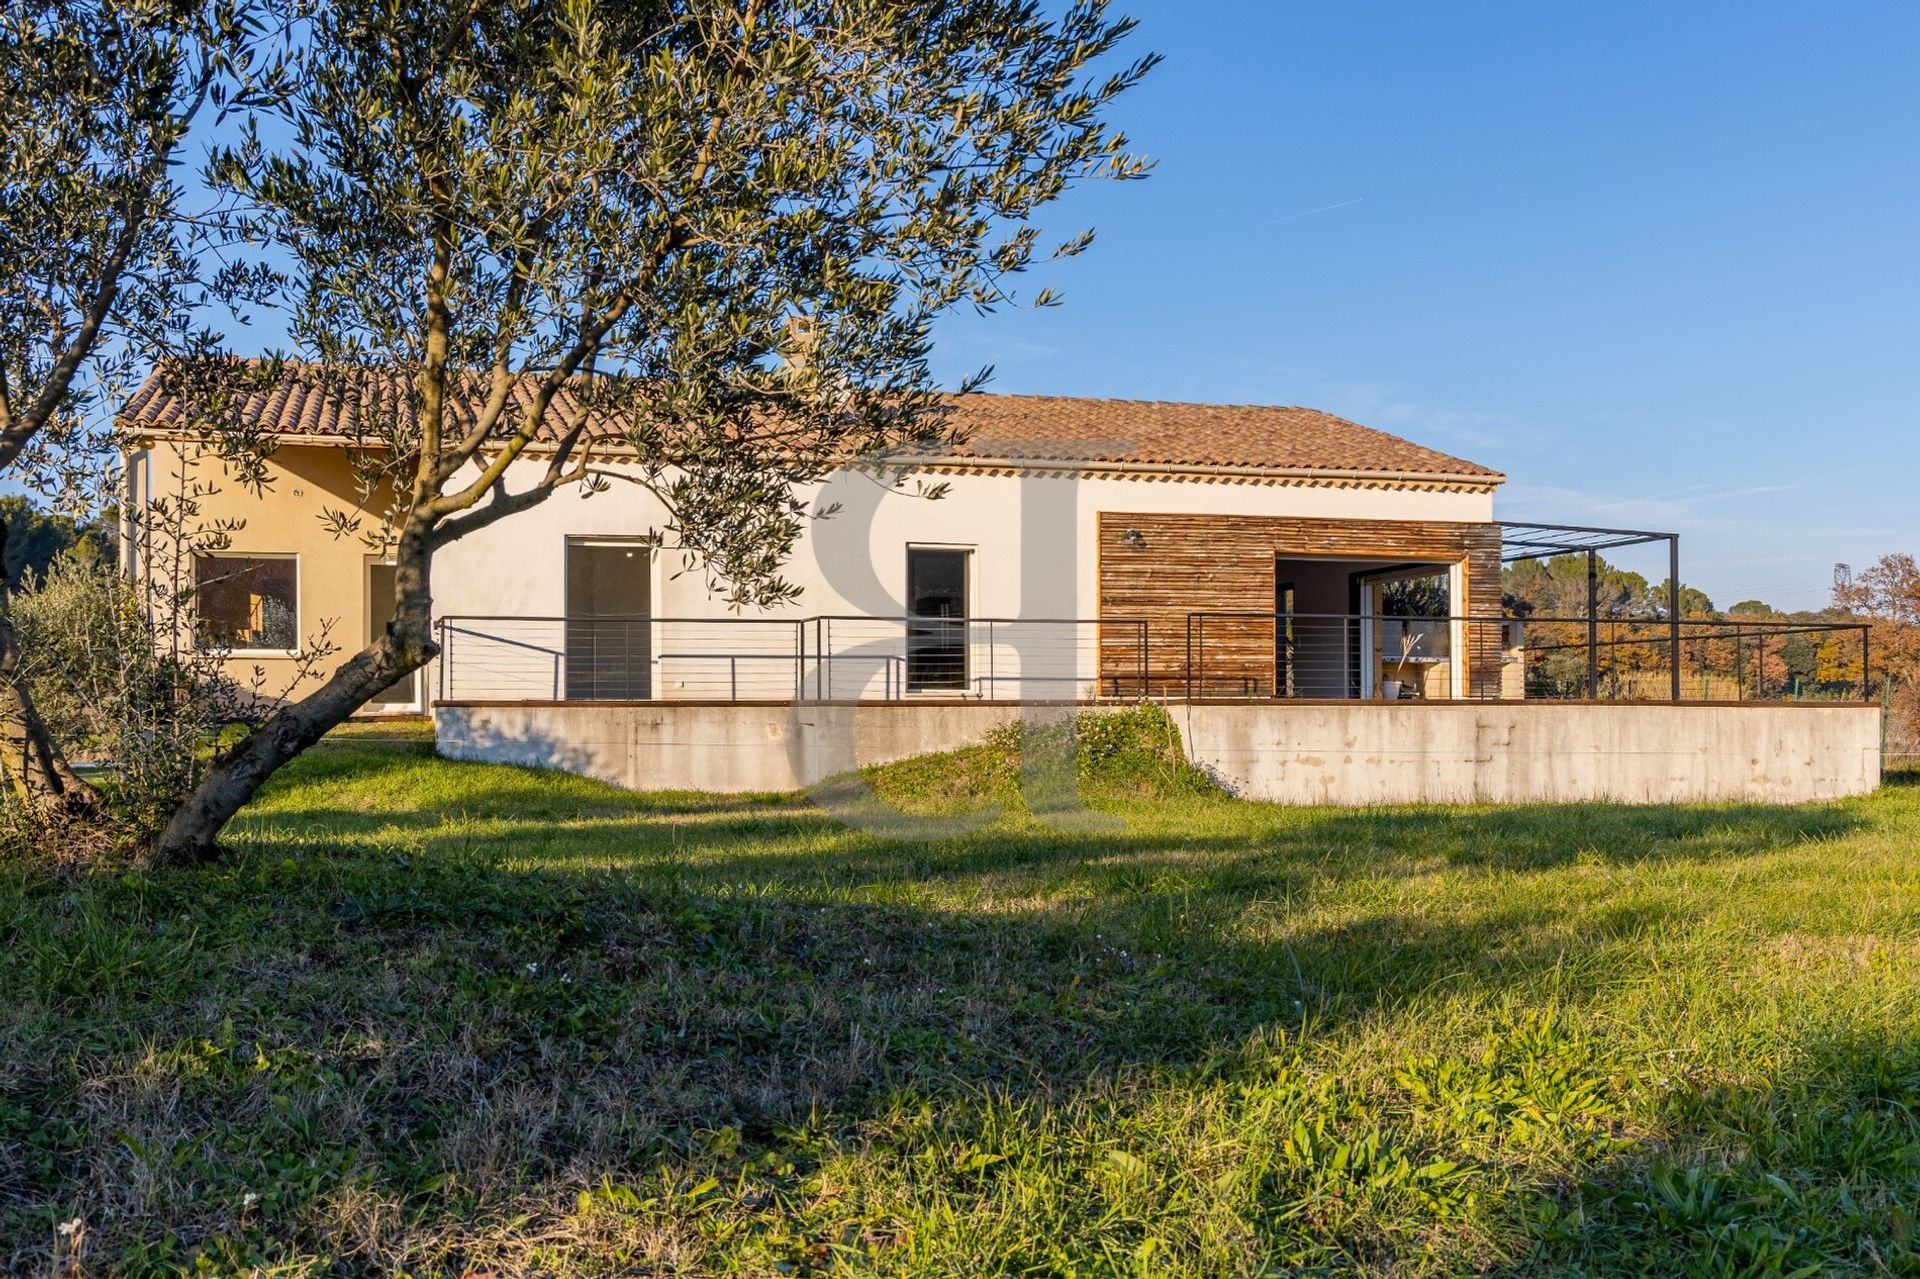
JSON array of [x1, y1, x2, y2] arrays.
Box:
[[1096, 512, 1504, 698]]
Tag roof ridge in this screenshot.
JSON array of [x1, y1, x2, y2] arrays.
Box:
[[957, 390, 1325, 412]]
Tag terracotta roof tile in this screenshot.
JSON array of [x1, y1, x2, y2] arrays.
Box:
[[119, 364, 1503, 484], [942, 393, 1500, 479]]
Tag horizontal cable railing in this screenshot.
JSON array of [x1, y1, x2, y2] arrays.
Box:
[[1185, 612, 1875, 703], [437, 615, 1148, 704], [802, 616, 1147, 702], [438, 616, 804, 701], [436, 612, 1872, 705]]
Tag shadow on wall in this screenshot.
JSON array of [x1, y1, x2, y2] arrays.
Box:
[[433, 710, 636, 792]]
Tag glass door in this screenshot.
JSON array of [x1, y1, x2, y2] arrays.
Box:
[[565, 540, 651, 700], [906, 547, 968, 692], [366, 562, 422, 710], [1274, 580, 1296, 698]]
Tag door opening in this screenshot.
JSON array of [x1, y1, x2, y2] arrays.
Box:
[[1358, 565, 1455, 699], [1268, 554, 1457, 699], [906, 547, 968, 692], [565, 539, 651, 700], [366, 563, 421, 711]]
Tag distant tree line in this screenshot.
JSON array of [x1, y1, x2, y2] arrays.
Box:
[[0, 496, 113, 583], [1502, 553, 1883, 702], [1834, 554, 1920, 759]]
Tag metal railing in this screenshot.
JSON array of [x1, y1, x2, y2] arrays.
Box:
[[1183, 612, 1875, 703], [436, 611, 1874, 705], [437, 615, 1148, 703]]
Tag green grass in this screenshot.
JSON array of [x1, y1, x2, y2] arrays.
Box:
[[4, 708, 1919, 1276]]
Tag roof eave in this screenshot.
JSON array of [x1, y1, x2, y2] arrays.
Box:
[[122, 427, 1506, 491], [903, 453, 1506, 490]]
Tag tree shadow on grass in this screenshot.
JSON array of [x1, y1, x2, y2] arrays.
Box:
[[443, 787, 1864, 896], [3, 746, 1904, 1274]]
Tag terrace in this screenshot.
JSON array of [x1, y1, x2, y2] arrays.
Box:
[[433, 523, 1872, 707], [428, 521, 1884, 808]]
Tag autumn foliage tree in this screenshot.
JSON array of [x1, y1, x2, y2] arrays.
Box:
[[1835, 553, 1920, 751], [156, 0, 1155, 859]]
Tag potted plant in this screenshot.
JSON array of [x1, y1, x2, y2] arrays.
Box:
[[1381, 619, 1426, 700]]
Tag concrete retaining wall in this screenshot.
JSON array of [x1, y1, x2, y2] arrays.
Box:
[[434, 699, 1884, 805], [1179, 701, 1883, 805], [434, 700, 1036, 793]]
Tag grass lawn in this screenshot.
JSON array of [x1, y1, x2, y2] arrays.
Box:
[[6, 711, 1920, 1276]]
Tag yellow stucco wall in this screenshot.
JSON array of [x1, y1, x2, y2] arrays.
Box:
[[133, 440, 405, 704]]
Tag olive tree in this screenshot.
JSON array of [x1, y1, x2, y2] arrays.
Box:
[[157, 0, 1154, 859], [0, 0, 289, 820]]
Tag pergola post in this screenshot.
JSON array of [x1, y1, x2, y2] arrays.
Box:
[[1668, 535, 1682, 702], [1586, 549, 1599, 699]]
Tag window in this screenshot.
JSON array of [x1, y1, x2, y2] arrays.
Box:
[[1375, 569, 1452, 662], [195, 555, 298, 651], [906, 547, 968, 692]]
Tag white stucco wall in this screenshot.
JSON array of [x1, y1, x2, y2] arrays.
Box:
[[433, 462, 1494, 620], [427, 457, 1495, 702]]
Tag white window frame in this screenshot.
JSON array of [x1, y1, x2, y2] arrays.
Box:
[[1356, 561, 1463, 700], [904, 543, 974, 697]]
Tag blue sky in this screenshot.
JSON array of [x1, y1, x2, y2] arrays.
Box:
[[932, 1, 1920, 610]]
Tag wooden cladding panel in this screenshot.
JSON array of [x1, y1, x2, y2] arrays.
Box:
[[1097, 512, 1504, 698]]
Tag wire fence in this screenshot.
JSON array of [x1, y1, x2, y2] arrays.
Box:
[[1182, 613, 1873, 703], [438, 615, 1149, 703], [437, 611, 1875, 706]]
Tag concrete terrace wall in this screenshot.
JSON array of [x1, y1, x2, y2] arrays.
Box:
[[435, 700, 1885, 805], [1180, 702, 1883, 806], [435, 700, 1034, 793]]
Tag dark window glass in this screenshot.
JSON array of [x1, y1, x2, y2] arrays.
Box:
[[906, 548, 967, 692], [1380, 573, 1449, 618], [195, 555, 298, 650], [1275, 581, 1296, 698]]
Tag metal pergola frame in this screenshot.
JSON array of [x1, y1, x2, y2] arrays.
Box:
[[1496, 520, 1683, 701]]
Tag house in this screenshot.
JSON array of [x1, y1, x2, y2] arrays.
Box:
[[118, 369, 1509, 710], [116, 366, 1882, 806]]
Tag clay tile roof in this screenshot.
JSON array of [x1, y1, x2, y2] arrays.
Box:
[[940, 393, 1501, 480], [118, 363, 1503, 485], [117, 362, 603, 443]]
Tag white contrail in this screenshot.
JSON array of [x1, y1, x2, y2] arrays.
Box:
[[1260, 197, 1365, 227]]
